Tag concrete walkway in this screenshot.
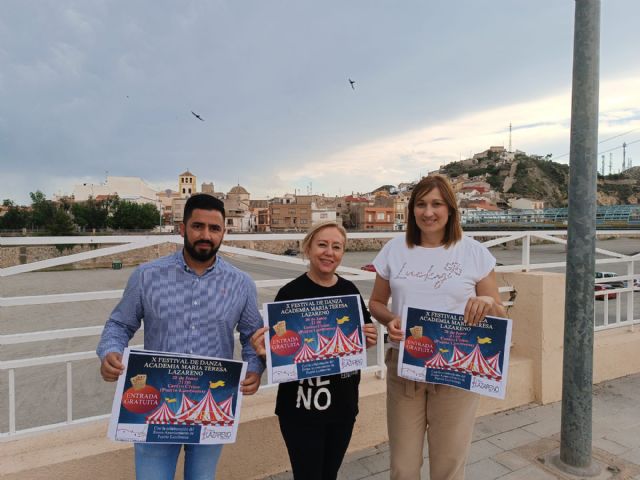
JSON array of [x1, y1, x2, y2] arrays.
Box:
[[263, 373, 640, 479]]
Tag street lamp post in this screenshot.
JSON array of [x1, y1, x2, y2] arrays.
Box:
[[551, 0, 601, 476]]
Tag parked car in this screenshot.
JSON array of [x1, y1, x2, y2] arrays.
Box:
[[283, 248, 299, 256], [595, 271, 625, 289], [594, 284, 617, 300], [360, 264, 376, 272]]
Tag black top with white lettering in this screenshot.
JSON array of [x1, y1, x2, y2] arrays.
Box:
[[274, 274, 372, 423]]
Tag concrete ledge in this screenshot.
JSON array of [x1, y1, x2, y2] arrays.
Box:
[[594, 326, 640, 383]]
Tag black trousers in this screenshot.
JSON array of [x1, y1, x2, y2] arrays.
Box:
[[278, 416, 356, 480]]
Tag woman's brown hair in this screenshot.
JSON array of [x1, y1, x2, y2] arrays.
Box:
[[405, 175, 462, 248]]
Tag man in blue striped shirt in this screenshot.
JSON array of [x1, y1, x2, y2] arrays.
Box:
[[97, 193, 264, 480]]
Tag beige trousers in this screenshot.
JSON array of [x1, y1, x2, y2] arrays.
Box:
[[386, 348, 479, 480]]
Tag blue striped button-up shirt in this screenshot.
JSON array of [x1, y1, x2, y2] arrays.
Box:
[[96, 251, 264, 374]]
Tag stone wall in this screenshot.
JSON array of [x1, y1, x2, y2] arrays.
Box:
[[0, 238, 392, 269], [0, 244, 180, 270]]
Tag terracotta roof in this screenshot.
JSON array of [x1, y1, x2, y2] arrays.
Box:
[[229, 185, 249, 195]]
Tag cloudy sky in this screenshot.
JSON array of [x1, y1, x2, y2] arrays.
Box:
[[1, 1, 639, 205]]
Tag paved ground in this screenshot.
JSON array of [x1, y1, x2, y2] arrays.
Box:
[[262, 373, 640, 480]]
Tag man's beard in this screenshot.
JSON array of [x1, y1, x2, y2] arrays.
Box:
[[184, 233, 220, 262]]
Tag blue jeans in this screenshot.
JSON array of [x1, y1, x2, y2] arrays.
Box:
[[134, 443, 223, 480]]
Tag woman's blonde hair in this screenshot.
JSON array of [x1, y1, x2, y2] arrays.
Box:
[[406, 175, 462, 249], [301, 221, 348, 257]]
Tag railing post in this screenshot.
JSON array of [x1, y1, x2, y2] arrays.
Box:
[[521, 234, 531, 272], [9, 368, 16, 434], [375, 322, 386, 380], [67, 361, 73, 423], [627, 262, 634, 331]]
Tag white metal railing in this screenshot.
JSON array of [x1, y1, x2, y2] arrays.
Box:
[[0, 230, 637, 440]]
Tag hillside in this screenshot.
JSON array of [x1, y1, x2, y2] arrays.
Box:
[[441, 152, 640, 207]]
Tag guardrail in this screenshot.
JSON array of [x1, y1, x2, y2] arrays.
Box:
[[1, 230, 637, 439]]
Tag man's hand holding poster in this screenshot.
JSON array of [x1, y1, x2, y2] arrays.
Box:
[[398, 307, 512, 399], [264, 294, 367, 384], [108, 349, 247, 444]]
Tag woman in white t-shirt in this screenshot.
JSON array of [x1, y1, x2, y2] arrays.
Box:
[[369, 175, 506, 480]]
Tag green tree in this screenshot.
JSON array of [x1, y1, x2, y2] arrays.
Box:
[[29, 191, 56, 229], [109, 200, 160, 230], [47, 209, 76, 235], [71, 197, 109, 230], [0, 200, 31, 230]]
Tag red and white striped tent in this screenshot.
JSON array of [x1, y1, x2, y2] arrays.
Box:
[[424, 351, 449, 369], [449, 345, 501, 380], [347, 329, 363, 350], [485, 353, 502, 378], [177, 395, 196, 416], [218, 396, 234, 418], [293, 343, 317, 363], [317, 333, 331, 350], [316, 327, 360, 359], [175, 390, 234, 426], [449, 346, 467, 364], [146, 401, 176, 424]]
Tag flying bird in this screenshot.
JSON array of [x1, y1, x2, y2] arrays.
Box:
[[336, 315, 350, 324], [477, 336, 492, 345], [191, 111, 205, 121], [209, 380, 225, 389], [348, 78, 356, 90]]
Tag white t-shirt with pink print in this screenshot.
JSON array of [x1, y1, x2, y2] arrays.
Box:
[[373, 235, 496, 349]]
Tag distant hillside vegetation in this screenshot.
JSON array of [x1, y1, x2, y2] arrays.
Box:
[[441, 152, 640, 207]]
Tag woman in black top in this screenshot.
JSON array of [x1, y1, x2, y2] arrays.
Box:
[[251, 221, 378, 480]]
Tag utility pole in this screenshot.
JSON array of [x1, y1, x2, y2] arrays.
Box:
[[552, 0, 601, 476], [609, 153, 612, 175], [509, 123, 513, 153], [622, 142, 627, 171], [600, 155, 604, 176]]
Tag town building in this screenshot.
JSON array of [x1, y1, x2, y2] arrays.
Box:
[[249, 200, 270, 232], [393, 192, 410, 231], [269, 201, 311, 231], [224, 185, 252, 233], [178, 171, 197, 198], [351, 204, 394, 230], [510, 198, 545, 210], [72, 176, 158, 204]]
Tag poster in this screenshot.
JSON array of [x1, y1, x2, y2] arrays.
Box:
[[108, 348, 247, 444], [398, 308, 512, 399], [264, 294, 367, 384]]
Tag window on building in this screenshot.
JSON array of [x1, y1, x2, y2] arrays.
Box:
[[272, 219, 279, 224], [320, 213, 328, 219], [376, 212, 385, 220], [227, 219, 233, 225], [289, 209, 296, 214], [300, 219, 307, 224], [182, 188, 186, 194], [367, 214, 373, 222]]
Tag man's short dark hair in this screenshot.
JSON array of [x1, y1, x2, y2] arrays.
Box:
[[183, 194, 226, 223]]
